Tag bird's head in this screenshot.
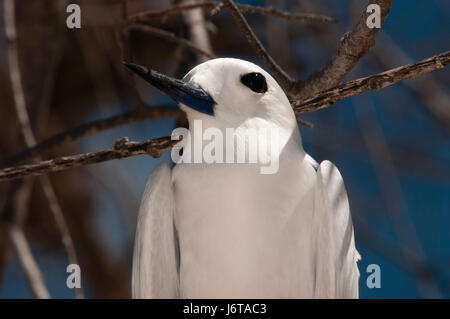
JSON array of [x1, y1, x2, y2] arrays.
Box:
[[124, 58, 297, 131]]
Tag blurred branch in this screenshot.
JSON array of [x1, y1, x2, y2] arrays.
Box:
[[0, 137, 181, 183], [222, 0, 296, 91], [3, 178, 47, 298], [355, 216, 450, 293], [372, 34, 450, 129], [293, 0, 394, 99], [128, 1, 338, 24], [306, 122, 450, 185], [4, 0, 35, 148], [1, 106, 183, 166], [293, 51, 450, 115], [4, 0, 82, 299], [118, 0, 146, 107], [181, 0, 214, 64], [127, 24, 216, 59], [228, 3, 338, 23], [8, 225, 50, 299], [354, 95, 440, 298]]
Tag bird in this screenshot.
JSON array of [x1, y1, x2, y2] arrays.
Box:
[[124, 58, 360, 299]]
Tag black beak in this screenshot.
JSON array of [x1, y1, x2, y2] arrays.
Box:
[[124, 62, 215, 116]]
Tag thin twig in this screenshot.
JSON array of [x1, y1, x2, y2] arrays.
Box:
[[354, 216, 450, 292], [4, 0, 51, 299], [118, 0, 145, 107], [354, 95, 440, 297], [236, 4, 338, 23], [296, 117, 314, 128], [127, 1, 338, 24], [8, 226, 51, 299], [293, 0, 394, 99], [209, 2, 223, 17], [127, 24, 216, 59], [222, 0, 295, 92], [0, 137, 181, 183], [4, 0, 35, 148], [372, 33, 450, 129], [293, 51, 450, 115], [1, 106, 184, 167], [4, 0, 82, 299]]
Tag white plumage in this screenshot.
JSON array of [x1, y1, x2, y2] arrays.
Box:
[[130, 58, 360, 298]]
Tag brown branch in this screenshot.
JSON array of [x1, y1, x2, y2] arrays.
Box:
[[293, 51, 450, 115], [5, 51, 447, 169], [4, 0, 51, 299], [127, 24, 216, 59], [0, 137, 181, 183], [127, 1, 215, 23], [0, 50, 447, 183], [4, 52, 447, 171], [4, 0, 35, 148], [1, 106, 184, 167], [232, 4, 338, 23], [293, 0, 394, 100], [222, 0, 295, 92], [127, 1, 338, 24], [4, 0, 82, 299]]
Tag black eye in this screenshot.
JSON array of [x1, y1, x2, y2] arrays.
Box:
[[240, 72, 267, 93]]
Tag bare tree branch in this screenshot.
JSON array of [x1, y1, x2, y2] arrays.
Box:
[[127, 1, 338, 24], [4, 0, 83, 298], [1, 106, 184, 167], [293, 51, 450, 115], [117, 0, 146, 108], [0, 137, 181, 183], [8, 225, 51, 299], [209, 2, 223, 16], [354, 216, 450, 292], [354, 95, 440, 297], [127, 24, 216, 59], [4, 0, 35, 148], [222, 0, 296, 91], [3, 51, 447, 174], [3, 178, 50, 299], [181, 0, 214, 64], [232, 3, 338, 23], [292, 0, 394, 100], [372, 34, 450, 129]]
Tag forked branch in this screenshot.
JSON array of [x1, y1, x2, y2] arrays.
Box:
[[294, 51, 450, 114]]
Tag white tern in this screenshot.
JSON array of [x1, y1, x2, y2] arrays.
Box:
[[124, 58, 360, 299]]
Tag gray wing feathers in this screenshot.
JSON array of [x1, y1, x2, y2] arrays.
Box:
[[132, 163, 179, 298], [313, 160, 360, 298]]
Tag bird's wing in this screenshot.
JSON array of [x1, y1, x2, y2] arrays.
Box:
[[312, 160, 360, 298], [132, 163, 179, 298]]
